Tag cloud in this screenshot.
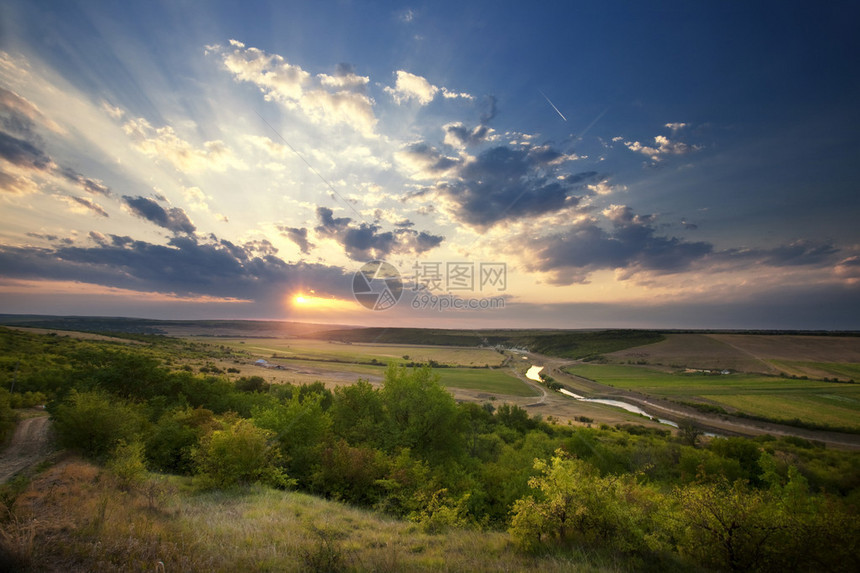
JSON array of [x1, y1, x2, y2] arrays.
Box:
[[0, 131, 52, 171], [57, 166, 111, 196], [519, 206, 714, 285], [385, 70, 473, 106], [0, 87, 62, 139], [835, 256, 860, 283], [208, 40, 377, 137], [0, 132, 110, 197], [385, 71, 438, 105], [517, 208, 846, 286], [279, 226, 314, 255], [122, 117, 246, 172], [395, 142, 461, 179], [314, 206, 442, 260], [718, 240, 840, 268], [0, 234, 353, 306], [443, 122, 496, 149], [61, 196, 109, 217], [122, 195, 196, 235], [429, 145, 599, 229], [619, 124, 701, 162]]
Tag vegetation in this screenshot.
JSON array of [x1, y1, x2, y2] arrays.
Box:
[[1, 326, 858, 571], [565, 363, 860, 432]]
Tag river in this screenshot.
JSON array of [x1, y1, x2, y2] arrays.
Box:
[[527, 365, 679, 428]]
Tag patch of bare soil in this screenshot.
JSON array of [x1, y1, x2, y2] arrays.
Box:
[[0, 414, 53, 483]]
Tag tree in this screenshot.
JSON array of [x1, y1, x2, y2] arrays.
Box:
[[379, 364, 465, 463], [53, 390, 147, 459], [330, 380, 386, 447], [510, 450, 662, 554], [252, 393, 331, 483], [193, 417, 292, 489]]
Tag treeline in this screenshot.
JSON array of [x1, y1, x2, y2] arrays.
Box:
[[313, 327, 664, 360], [2, 327, 858, 571]]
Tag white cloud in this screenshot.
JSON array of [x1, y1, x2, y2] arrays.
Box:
[[385, 70, 439, 105], [208, 41, 377, 137], [123, 117, 247, 172], [624, 134, 697, 160]]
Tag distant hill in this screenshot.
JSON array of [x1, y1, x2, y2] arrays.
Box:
[[0, 315, 358, 338], [308, 327, 665, 360]]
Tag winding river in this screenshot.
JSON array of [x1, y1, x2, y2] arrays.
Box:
[[527, 365, 679, 429]]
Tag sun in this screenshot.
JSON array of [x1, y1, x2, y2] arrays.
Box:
[[294, 295, 307, 305]]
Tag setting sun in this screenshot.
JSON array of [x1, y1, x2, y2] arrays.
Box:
[[294, 295, 307, 304]]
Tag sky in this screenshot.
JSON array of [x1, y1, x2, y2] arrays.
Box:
[[0, 0, 859, 330]]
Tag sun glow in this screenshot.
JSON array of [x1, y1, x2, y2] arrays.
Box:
[[290, 293, 357, 312]]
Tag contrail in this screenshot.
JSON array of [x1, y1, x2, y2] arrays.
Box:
[[539, 89, 567, 122]]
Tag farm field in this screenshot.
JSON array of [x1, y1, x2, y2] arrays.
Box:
[[608, 333, 860, 380], [247, 357, 536, 397], [564, 363, 860, 431], [197, 337, 506, 367]]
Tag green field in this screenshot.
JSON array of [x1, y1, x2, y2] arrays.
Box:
[[565, 363, 860, 430], [434, 368, 538, 396], [199, 337, 506, 367]]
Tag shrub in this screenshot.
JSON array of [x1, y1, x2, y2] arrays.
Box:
[[192, 418, 293, 489], [53, 390, 147, 460]]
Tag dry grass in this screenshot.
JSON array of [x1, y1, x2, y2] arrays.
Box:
[[2, 458, 621, 572]]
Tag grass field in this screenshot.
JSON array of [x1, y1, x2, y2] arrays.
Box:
[[564, 363, 860, 431], [199, 337, 506, 367], [4, 459, 598, 572], [608, 333, 860, 380], [241, 355, 536, 397]]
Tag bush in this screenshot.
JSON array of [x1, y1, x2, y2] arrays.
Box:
[[52, 390, 147, 460], [192, 418, 293, 489]]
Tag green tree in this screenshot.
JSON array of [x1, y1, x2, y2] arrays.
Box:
[[510, 450, 663, 554], [673, 478, 781, 571], [253, 393, 331, 483], [52, 390, 147, 459], [193, 417, 292, 489], [380, 364, 465, 463], [330, 379, 386, 447]]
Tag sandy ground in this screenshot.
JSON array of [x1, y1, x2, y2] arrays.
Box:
[[0, 413, 53, 483]]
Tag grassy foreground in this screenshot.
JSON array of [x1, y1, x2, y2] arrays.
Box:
[[1, 458, 617, 573]]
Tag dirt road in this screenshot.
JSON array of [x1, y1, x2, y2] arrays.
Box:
[[0, 414, 53, 483]]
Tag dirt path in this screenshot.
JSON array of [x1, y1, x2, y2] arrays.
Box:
[[0, 414, 53, 483]]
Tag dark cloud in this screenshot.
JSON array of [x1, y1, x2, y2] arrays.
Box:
[[435, 145, 599, 229], [522, 207, 845, 285], [279, 226, 314, 255], [0, 131, 51, 170], [0, 234, 352, 306], [123, 195, 196, 235], [0, 94, 112, 198], [444, 123, 493, 148], [66, 196, 109, 217], [58, 166, 111, 196], [315, 206, 443, 260], [480, 95, 497, 124], [522, 208, 713, 285], [0, 87, 43, 142]]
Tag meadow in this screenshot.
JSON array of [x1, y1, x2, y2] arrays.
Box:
[[564, 363, 860, 431], [199, 337, 507, 367]]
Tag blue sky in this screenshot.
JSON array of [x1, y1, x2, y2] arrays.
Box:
[[0, 1, 858, 329]]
